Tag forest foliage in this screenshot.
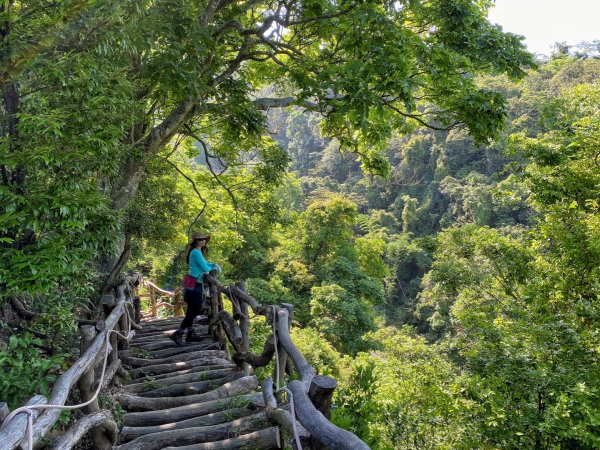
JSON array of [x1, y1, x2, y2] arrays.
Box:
[[0, 0, 598, 448]]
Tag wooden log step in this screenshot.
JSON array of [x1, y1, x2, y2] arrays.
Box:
[[131, 364, 237, 382], [137, 319, 207, 333], [137, 371, 245, 398], [130, 334, 178, 345], [139, 316, 185, 325], [114, 411, 268, 450], [119, 406, 254, 442], [132, 327, 209, 342], [141, 315, 207, 323], [141, 316, 184, 322], [134, 326, 183, 335], [130, 335, 202, 346], [128, 356, 232, 379], [122, 350, 227, 368], [162, 427, 281, 450], [132, 338, 214, 352], [122, 393, 256, 427], [122, 342, 219, 360], [118, 376, 259, 411], [147, 342, 220, 359], [124, 368, 238, 394]]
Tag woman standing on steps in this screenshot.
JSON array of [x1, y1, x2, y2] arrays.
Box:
[[170, 230, 221, 346]]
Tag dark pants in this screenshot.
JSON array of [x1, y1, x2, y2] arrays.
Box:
[[180, 283, 204, 329]]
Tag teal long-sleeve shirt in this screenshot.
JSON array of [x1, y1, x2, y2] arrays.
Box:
[[189, 248, 215, 281]]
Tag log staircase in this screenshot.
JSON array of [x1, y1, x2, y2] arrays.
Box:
[[115, 316, 279, 450], [0, 274, 369, 450]]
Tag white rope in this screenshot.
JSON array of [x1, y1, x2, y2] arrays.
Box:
[[278, 387, 303, 450], [0, 289, 137, 450]]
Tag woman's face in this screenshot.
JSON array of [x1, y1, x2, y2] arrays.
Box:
[[195, 238, 207, 248]]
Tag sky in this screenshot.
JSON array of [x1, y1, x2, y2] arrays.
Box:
[[487, 0, 600, 55]]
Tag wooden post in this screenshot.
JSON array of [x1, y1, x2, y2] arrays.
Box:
[[229, 291, 242, 320], [275, 308, 315, 384], [77, 326, 113, 450], [118, 307, 130, 351], [235, 282, 252, 375], [308, 375, 337, 423], [77, 325, 99, 414], [149, 287, 157, 318], [109, 322, 119, 368], [132, 296, 142, 323], [213, 310, 243, 351], [0, 402, 9, 422], [174, 289, 184, 316], [207, 284, 217, 337], [272, 306, 288, 389], [101, 294, 116, 316], [216, 292, 228, 354], [206, 271, 225, 349]]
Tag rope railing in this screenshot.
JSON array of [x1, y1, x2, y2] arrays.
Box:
[[203, 273, 370, 450], [0, 274, 142, 450]]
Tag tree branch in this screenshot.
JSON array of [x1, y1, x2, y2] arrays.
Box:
[[164, 158, 207, 210]]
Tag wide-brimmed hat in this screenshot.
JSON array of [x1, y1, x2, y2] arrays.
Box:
[[190, 230, 210, 244]]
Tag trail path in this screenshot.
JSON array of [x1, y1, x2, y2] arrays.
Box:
[[114, 316, 279, 450]]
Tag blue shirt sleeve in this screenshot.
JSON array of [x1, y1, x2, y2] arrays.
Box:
[[189, 249, 215, 280]]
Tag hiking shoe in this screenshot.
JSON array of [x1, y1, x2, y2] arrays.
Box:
[[186, 328, 204, 342], [169, 329, 184, 346]]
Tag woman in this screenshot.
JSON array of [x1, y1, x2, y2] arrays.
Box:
[[170, 230, 221, 346]]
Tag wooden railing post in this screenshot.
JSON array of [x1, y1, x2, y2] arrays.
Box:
[[77, 325, 99, 414], [235, 281, 252, 375], [308, 375, 338, 450], [308, 376, 337, 420], [101, 293, 115, 315], [174, 288, 184, 316], [207, 271, 226, 351], [149, 286, 157, 318], [0, 402, 9, 422], [273, 306, 288, 388], [118, 310, 129, 351], [77, 325, 112, 450], [216, 290, 228, 356], [132, 296, 142, 323]]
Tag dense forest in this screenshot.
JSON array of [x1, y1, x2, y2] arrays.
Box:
[[1, 0, 599, 448]]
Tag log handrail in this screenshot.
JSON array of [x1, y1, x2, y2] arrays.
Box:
[[0, 275, 141, 450], [203, 273, 370, 450], [1, 270, 369, 450], [141, 279, 184, 319], [143, 279, 175, 297]]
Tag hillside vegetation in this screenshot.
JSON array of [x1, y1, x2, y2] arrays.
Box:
[[0, 0, 598, 447]]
